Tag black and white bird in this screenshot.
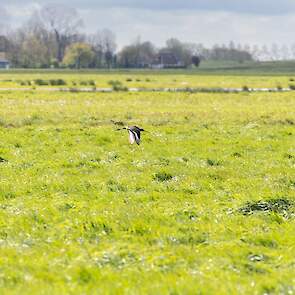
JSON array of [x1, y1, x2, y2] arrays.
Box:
[[117, 126, 145, 145]]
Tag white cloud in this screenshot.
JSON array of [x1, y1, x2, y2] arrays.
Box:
[[80, 7, 295, 47], [5, 2, 40, 20], [4, 0, 295, 14]]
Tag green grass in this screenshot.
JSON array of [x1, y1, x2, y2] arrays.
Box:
[[1, 64, 295, 90], [2, 60, 295, 75], [0, 88, 294, 294], [198, 60, 295, 74]]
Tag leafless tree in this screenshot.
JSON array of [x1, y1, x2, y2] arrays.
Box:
[[251, 44, 261, 61], [118, 38, 157, 68], [101, 29, 117, 68], [88, 32, 104, 67], [260, 45, 271, 61], [88, 29, 116, 68], [271, 43, 280, 60], [280, 44, 290, 60], [39, 4, 83, 62], [229, 40, 236, 50], [163, 38, 194, 66]]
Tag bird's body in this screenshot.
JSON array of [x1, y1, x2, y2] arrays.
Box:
[[127, 126, 144, 145], [117, 125, 145, 145]]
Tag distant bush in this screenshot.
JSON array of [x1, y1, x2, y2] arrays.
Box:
[[242, 85, 250, 92], [114, 85, 128, 91], [289, 84, 295, 90], [49, 79, 67, 86], [34, 79, 49, 86], [78, 80, 95, 86], [33, 79, 67, 86], [126, 78, 133, 82], [108, 80, 128, 91]]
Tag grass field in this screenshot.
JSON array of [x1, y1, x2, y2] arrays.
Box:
[[0, 76, 294, 294], [1, 65, 295, 90]]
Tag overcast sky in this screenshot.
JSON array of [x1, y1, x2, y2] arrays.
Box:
[[1, 0, 295, 48]]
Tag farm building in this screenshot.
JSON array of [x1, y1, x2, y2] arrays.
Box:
[[0, 52, 10, 69], [0, 58, 10, 69], [151, 52, 185, 69]]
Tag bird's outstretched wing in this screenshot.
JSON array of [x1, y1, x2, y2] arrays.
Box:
[[128, 130, 136, 144], [134, 126, 144, 132]]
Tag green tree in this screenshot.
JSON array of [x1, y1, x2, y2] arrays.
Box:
[[63, 43, 94, 68]]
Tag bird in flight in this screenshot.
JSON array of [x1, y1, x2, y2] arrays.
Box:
[[117, 126, 145, 145]]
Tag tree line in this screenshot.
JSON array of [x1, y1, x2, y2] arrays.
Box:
[[1, 4, 294, 69]]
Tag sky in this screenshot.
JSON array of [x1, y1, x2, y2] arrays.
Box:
[[1, 0, 295, 48]]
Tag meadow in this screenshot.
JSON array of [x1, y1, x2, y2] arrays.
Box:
[[1, 69, 295, 90], [0, 73, 294, 294]]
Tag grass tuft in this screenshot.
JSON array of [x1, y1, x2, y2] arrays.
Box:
[[206, 158, 221, 166], [153, 171, 173, 182], [239, 198, 293, 216]]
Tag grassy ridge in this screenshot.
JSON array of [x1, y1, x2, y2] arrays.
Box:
[[0, 72, 295, 89], [2, 60, 295, 75], [0, 90, 294, 294]]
